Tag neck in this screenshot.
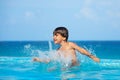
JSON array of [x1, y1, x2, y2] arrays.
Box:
[[60, 40, 67, 46]]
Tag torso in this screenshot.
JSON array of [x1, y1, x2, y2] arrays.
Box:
[[58, 42, 77, 66]]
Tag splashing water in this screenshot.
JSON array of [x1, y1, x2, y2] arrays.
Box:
[[48, 41, 52, 51], [1, 41, 120, 79]]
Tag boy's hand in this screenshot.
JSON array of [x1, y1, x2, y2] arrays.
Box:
[[92, 57, 100, 63], [33, 57, 42, 62], [88, 55, 100, 63], [33, 57, 50, 63]]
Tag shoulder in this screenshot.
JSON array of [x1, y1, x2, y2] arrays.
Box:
[[68, 41, 82, 49], [68, 42, 77, 47]]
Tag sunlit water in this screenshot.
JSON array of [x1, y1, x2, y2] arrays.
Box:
[[0, 41, 120, 80]]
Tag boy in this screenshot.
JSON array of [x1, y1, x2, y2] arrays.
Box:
[[33, 27, 100, 66]]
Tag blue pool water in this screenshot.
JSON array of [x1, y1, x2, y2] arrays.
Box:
[[0, 41, 120, 80]]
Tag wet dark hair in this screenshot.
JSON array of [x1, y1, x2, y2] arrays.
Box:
[[53, 27, 69, 41]]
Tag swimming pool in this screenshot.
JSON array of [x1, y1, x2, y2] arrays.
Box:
[[0, 41, 120, 80]]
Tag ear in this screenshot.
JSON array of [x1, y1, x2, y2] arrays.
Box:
[[63, 37, 66, 41]]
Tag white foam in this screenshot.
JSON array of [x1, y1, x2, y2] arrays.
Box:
[[24, 44, 31, 49], [48, 41, 52, 51]]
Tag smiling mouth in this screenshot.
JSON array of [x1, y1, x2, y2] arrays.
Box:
[[54, 39, 57, 42]]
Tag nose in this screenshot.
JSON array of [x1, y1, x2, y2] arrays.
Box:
[[53, 35, 55, 40]]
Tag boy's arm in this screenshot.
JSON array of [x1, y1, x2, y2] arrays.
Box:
[[70, 42, 100, 63], [33, 57, 50, 63]]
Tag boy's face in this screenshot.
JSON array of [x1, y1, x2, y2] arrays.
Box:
[[53, 33, 66, 44]]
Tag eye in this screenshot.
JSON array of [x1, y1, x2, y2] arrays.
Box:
[[54, 33, 58, 36]]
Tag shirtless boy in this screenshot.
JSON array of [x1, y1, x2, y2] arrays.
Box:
[[33, 27, 100, 66]]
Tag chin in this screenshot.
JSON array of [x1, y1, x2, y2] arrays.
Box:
[[54, 41, 59, 44], [54, 42, 58, 44]]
